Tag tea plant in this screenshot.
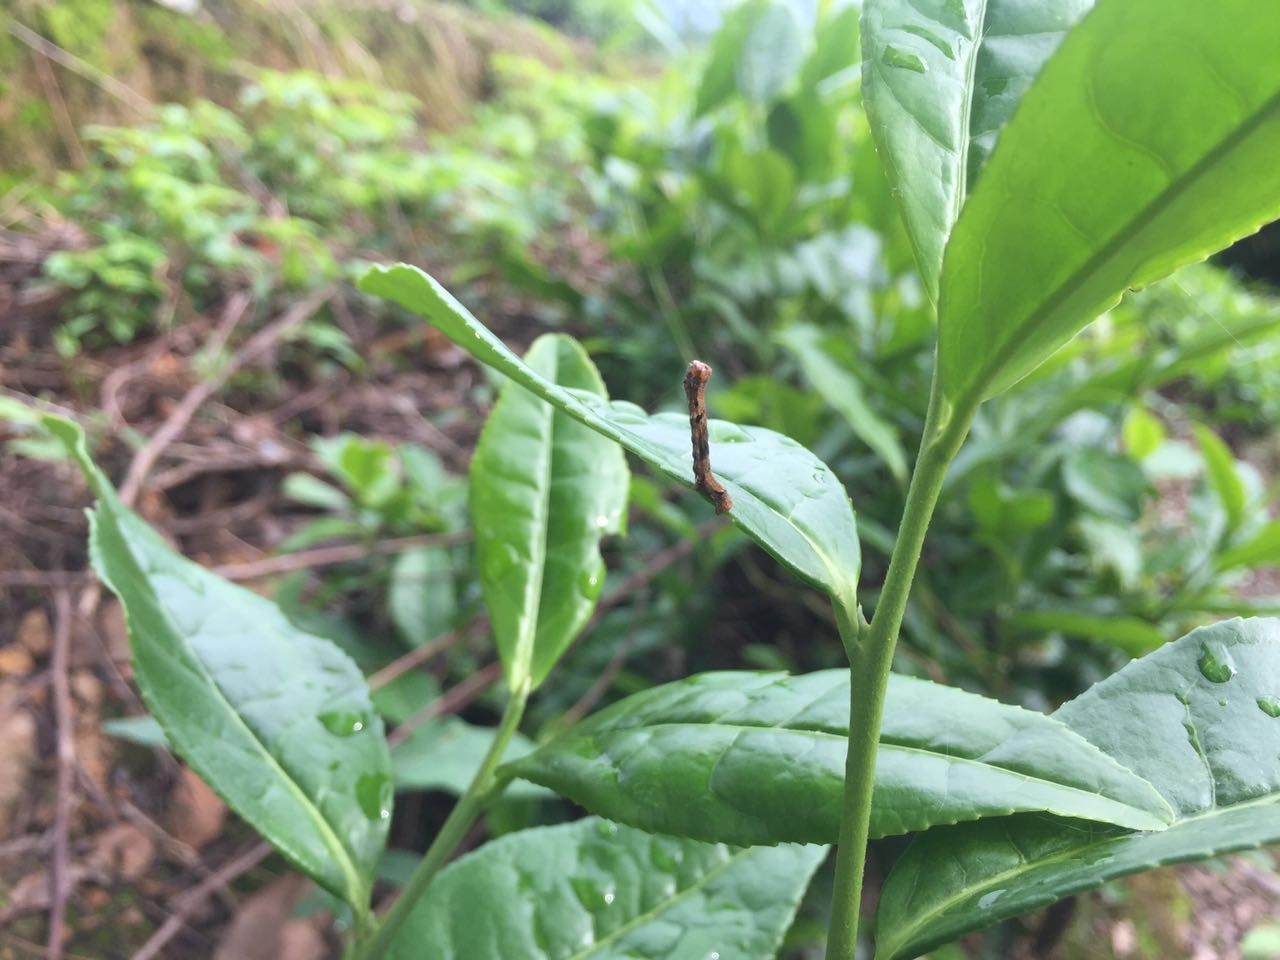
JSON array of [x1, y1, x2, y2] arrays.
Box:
[[40, 0, 1280, 958]]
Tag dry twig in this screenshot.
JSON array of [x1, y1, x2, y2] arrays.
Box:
[[130, 841, 272, 960], [47, 589, 75, 960], [213, 531, 470, 582]]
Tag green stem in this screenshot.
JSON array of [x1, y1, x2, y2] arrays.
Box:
[[357, 679, 531, 960], [824, 376, 975, 960]]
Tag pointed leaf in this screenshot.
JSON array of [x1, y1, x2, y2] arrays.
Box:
[[385, 818, 826, 960], [1219, 521, 1280, 573], [777, 324, 908, 483], [1193, 424, 1247, 538], [876, 617, 1280, 960], [44, 416, 390, 910], [737, 0, 806, 105], [359, 264, 860, 607], [937, 0, 1280, 405], [470, 334, 628, 689], [388, 546, 457, 649], [505, 670, 1171, 847], [862, 0, 1092, 297]]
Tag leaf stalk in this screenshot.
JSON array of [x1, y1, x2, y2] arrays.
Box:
[[825, 374, 975, 959], [356, 679, 531, 960]]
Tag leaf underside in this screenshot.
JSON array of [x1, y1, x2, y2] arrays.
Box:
[[876, 617, 1280, 960], [936, 0, 1280, 405], [862, 0, 1092, 299]]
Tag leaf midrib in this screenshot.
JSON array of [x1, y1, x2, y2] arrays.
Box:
[[103, 510, 365, 905], [948, 82, 1280, 408], [564, 848, 743, 960], [574, 720, 1158, 813], [516, 348, 558, 682]]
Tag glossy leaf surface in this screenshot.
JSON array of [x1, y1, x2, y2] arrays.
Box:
[[876, 618, 1280, 960], [470, 334, 628, 688], [46, 417, 390, 908], [360, 264, 861, 607], [862, 0, 1091, 298], [506, 670, 1171, 846], [937, 0, 1280, 404], [385, 817, 826, 960]]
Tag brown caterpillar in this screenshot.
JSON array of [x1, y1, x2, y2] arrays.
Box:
[[683, 360, 733, 515]]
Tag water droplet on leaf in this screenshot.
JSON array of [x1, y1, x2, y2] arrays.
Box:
[[1197, 642, 1236, 683], [570, 876, 612, 912], [882, 46, 926, 73], [577, 569, 601, 596], [319, 709, 367, 737], [355, 773, 393, 821], [977, 889, 1007, 909]]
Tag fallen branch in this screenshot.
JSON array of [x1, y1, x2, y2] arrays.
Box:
[[130, 841, 272, 960], [386, 661, 504, 748], [213, 531, 471, 582], [47, 589, 75, 960]]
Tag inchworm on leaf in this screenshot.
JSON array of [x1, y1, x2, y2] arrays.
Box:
[[683, 360, 733, 514]]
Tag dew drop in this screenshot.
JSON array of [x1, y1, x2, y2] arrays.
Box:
[[577, 569, 601, 596], [1197, 642, 1237, 683], [355, 772, 393, 821], [651, 840, 682, 872], [319, 709, 366, 737], [901, 25, 953, 58], [882, 46, 926, 74], [570, 876, 610, 912], [977, 889, 1007, 909], [1257, 696, 1280, 718]]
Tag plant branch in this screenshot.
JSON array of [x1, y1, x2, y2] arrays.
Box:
[[825, 375, 976, 960], [357, 680, 531, 960]]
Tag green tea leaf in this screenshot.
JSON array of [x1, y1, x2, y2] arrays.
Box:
[[359, 264, 861, 609], [1193, 424, 1247, 537], [938, 0, 1280, 405], [695, 0, 767, 117], [1007, 608, 1165, 657], [505, 670, 1171, 846], [388, 546, 457, 650], [1122, 407, 1166, 461], [470, 334, 628, 689], [777, 324, 908, 483], [736, 0, 805, 105], [1219, 522, 1280, 573], [45, 416, 390, 911], [876, 617, 1280, 960], [384, 817, 826, 960], [862, 0, 1092, 298]]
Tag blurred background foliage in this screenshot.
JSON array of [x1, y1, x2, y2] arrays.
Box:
[[3, 0, 1280, 956]]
